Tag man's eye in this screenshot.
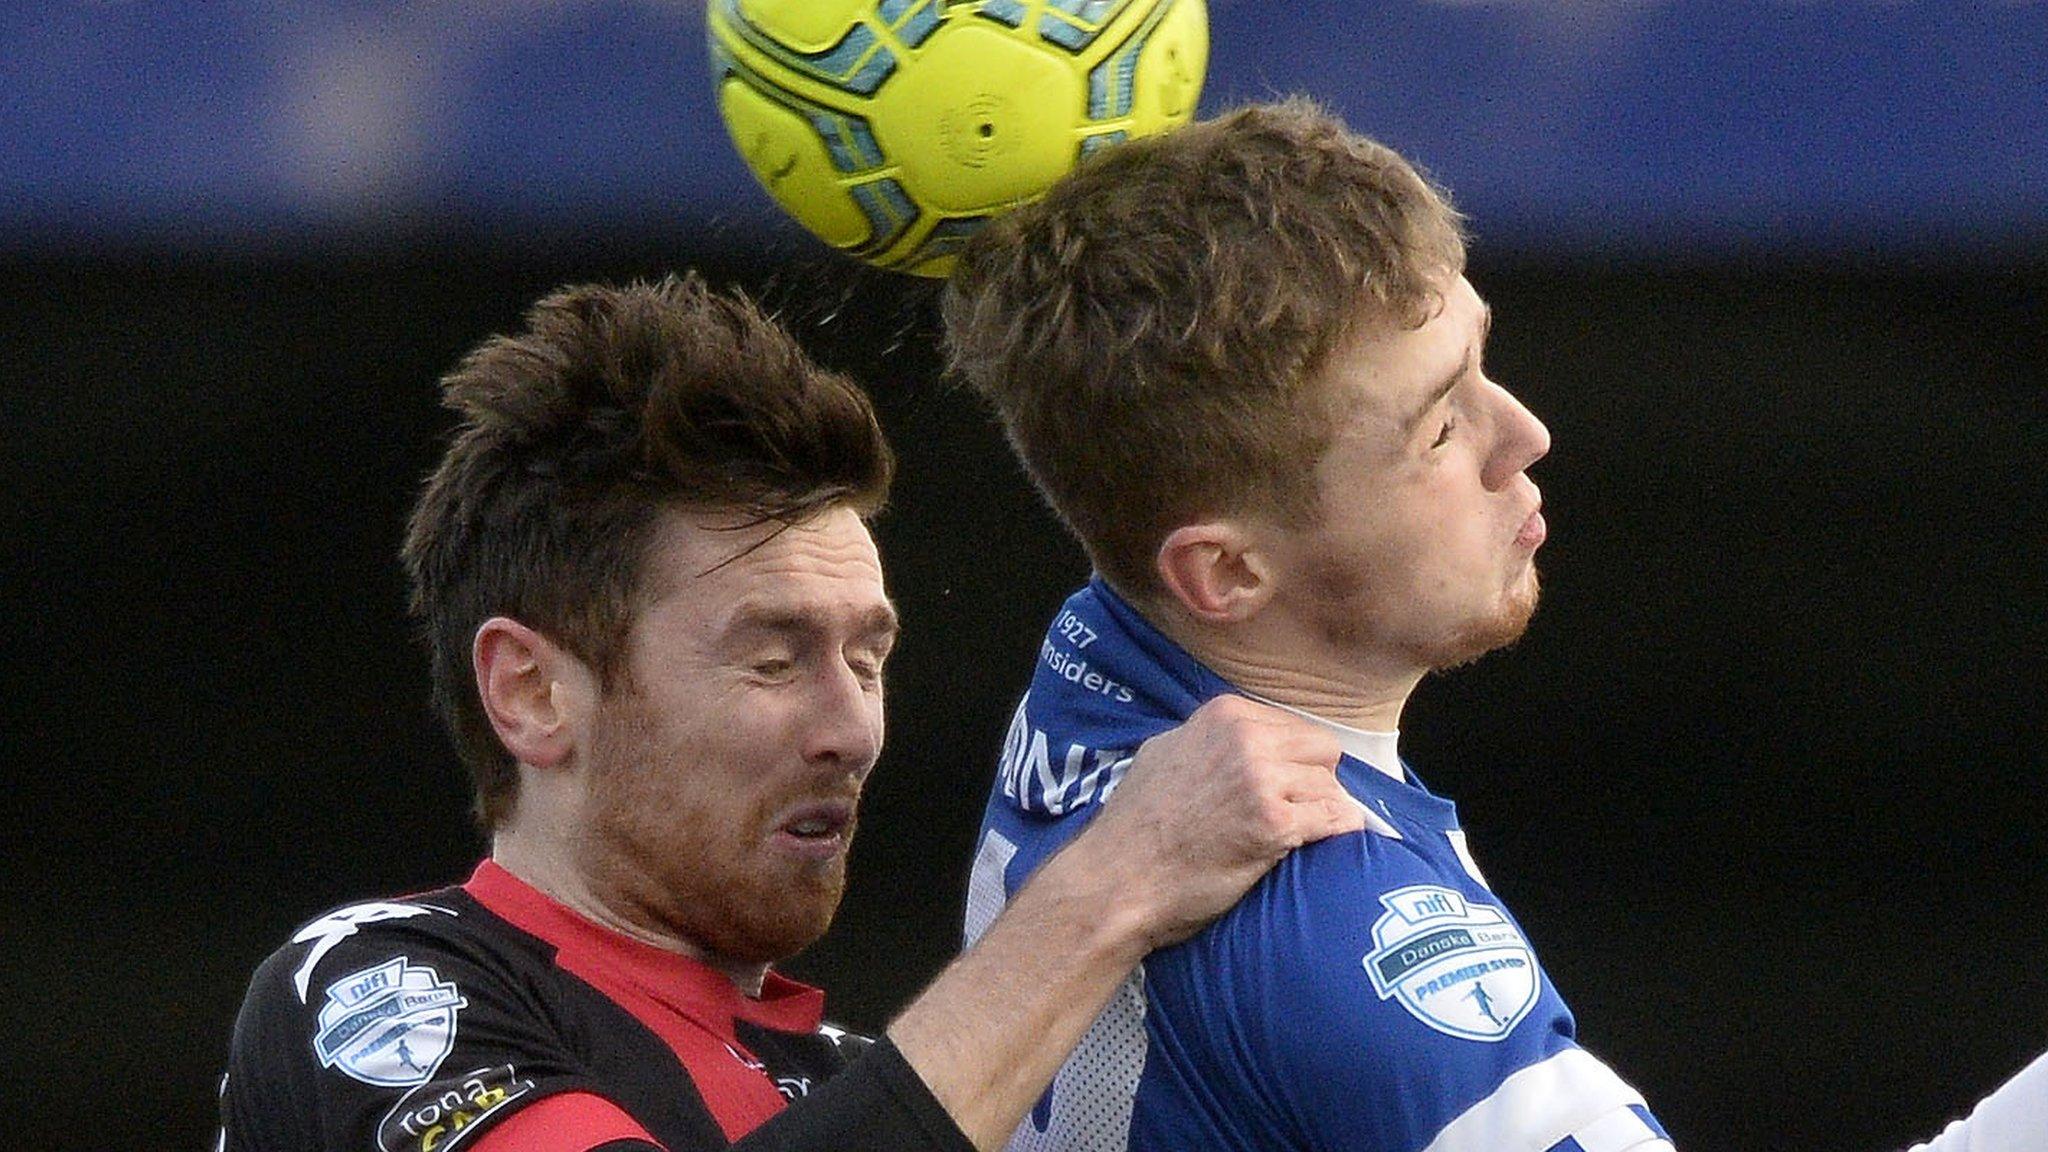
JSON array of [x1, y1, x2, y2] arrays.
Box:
[[750, 658, 795, 680], [848, 652, 888, 687], [1430, 418, 1456, 449]]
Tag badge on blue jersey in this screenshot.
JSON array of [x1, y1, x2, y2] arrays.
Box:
[[314, 957, 467, 1088], [1363, 885, 1538, 1042]]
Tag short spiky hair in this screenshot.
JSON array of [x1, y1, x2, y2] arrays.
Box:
[[942, 97, 1466, 598], [402, 274, 893, 829]]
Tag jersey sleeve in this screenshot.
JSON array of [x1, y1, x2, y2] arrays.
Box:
[[220, 901, 646, 1152], [470, 1094, 662, 1152], [727, 1037, 974, 1152], [1905, 1048, 2048, 1152], [1137, 830, 1671, 1152], [468, 1035, 972, 1152]]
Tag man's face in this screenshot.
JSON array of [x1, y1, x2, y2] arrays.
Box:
[[1267, 273, 1551, 675], [574, 504, 897, 966]]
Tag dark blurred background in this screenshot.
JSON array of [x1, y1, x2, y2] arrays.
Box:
[[4, 3, 2044, 1150]]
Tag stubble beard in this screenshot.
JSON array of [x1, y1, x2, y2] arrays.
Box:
[[1306, 549, 1542, 675], [581, 691, 849, 967], [1427, 564, 1540, 672]]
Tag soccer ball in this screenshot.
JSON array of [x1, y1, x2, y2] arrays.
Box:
[[707, 0, 1208, 277]]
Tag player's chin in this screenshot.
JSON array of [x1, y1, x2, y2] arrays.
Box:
[[1428, 587, 1540, 672], [1499, 571, 1540, 641], [1509, 562, 1541, 613], [716, 882, 847, 963]]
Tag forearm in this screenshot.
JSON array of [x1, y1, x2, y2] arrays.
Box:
[[885, 838, 1154, 1151], [1905, 1049, 2048, 1152], [879, 696, 1360, 1150]]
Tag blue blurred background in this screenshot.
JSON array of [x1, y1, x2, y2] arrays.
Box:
[[5, 4, 2045, 1151], [8, 0, 2045, 254]]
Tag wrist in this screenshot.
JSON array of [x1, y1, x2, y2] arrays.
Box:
[[1022, 831, 1165, 966]]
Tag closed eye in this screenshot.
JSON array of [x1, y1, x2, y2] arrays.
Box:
[[1430, 418, 1456, 450], [848, 642, 892, 688]]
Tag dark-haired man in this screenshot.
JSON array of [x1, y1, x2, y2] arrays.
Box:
[[216, 274, 1367, 1152]]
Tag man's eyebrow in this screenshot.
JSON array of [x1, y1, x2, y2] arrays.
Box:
[[1401, 344, 1472, 435], [725, 600, 901, 642], [1399, 303, 1491, 435], [859, 602, 901, 641]]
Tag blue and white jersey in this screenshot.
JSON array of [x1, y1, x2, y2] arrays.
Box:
[[966, 578, 1672, 1152]]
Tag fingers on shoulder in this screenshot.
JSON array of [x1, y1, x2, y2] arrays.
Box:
[[1188, 695, 1342, 772]]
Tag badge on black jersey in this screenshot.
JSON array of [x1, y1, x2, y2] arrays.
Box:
[[314, 956, 468, 1087]]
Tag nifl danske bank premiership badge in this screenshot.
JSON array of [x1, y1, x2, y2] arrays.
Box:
[[315, 957, 468, 1087], [1363, 885, 1538, 1042]]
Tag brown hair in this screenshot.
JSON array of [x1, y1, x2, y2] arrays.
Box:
[[942, 97, 1466, 597], [402, 273, 893, 829]]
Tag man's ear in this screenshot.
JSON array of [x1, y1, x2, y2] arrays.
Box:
[[473, 617, 596, 770], [1155, 520, 1273, 624]]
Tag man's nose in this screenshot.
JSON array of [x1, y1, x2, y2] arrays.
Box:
[[804, 660, 883, 775], [1485, 384, 1551, 490]]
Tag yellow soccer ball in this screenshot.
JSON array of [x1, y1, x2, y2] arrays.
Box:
[[708, 0, 1208, 277]]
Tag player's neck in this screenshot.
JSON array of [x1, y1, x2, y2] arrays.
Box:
[[1237, 691, 1405, 782], [1146, 602, 1420, 731], [490, 830, 773, 996]]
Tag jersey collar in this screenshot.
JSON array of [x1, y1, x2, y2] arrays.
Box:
[[463, 858, 826, 1035]]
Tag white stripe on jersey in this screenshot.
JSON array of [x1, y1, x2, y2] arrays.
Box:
[[1906, 1048, 2048, 1152], [964, 830, 1018, 949], [973, 828, 1150, 1152], [1421, 1048, 1668, 1152], [1570, 1105, 1671, 1152], [1003, 968, 1148, 1152]]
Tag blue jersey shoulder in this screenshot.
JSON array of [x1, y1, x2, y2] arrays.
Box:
[[974, 582, 1669, 1152], [1132, 815, 1580, 1150]]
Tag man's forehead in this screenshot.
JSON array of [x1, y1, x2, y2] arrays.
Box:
[[1332, 277, 1489, 417], [1386, 274, 1486, 362], [641, 505, 887, 604]]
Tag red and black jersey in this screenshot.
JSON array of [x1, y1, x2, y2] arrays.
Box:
[[219, 860, 970, 1152]]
